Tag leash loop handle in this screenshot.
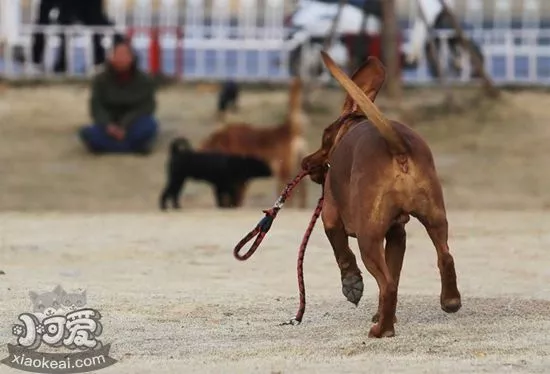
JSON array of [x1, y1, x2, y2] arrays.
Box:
[[233, 170, 308, 261], [233, 208, 278, 261]]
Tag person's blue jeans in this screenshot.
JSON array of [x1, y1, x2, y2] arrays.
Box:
[[79, 116, 158, 154]]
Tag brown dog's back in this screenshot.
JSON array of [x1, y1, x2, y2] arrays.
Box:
[[328, 119, 441, 236]]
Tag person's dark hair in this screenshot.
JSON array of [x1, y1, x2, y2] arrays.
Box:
[[109, 35, 140, 69], [113, 34, 129, 48]]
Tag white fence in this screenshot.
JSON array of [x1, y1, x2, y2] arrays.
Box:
[[1, 0, 550, 85], [402, 0, 550, 85]]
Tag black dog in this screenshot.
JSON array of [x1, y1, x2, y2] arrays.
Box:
[[217, 80, 239, 121], [160, 137, 272, 210]]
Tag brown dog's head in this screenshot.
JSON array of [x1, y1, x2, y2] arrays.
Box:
[[301, 56, 386, 184]]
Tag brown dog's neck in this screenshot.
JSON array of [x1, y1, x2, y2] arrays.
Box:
[[300, 112, 366, 184], [328, 113, 366, 154]]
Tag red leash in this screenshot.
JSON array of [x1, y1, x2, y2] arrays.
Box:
[[233, 169, 324, 324], [282, 195, 324, 325]]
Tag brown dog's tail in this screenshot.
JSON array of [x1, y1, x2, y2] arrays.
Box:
[[320, 51, 407, 155], [286, 76, 308, 136]]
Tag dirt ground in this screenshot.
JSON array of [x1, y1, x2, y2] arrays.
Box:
[[0, 83, 549, 373], [1, 83, 550, 212]]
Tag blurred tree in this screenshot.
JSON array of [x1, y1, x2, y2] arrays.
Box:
[[381, 0, 402, 99]]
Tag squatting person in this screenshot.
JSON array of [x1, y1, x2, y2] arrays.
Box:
[[79, 38, 159, 155]]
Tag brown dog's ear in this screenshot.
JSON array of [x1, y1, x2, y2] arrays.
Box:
[[341, 56, 386, 114], [321, 51, 406, 154]]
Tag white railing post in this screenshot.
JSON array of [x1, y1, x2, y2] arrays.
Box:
[[212, 0, 230, 79], [1, 0, 23, 78], [238, 0, 256, 40], [29, 0, 41, 26], [185, 0, 205, 78], [522, 0, 540, 28], [465, 0, 483, 30], [107, 0, 128, 28], [438, 32, 449, 78], [505, 30, 514, 83], [42, 26, 53, 77], [1, 0, 21, 46], [160, 0, 178, 29], [133, 0, 152, 56], [0, 0, 17, 79], [523, 1, 540, 83], [265, 0, 284, 40], [237, 0, 255, 79], [493, 0, 512, 29], [159, 0, 178, 76], [83, 28, 94, 76]]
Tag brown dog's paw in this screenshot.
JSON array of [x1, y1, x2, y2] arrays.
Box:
[[371, 312, 397, 324], [368, 323, 395, 338], [342, 274, 363, 306], [441, 297, 462, 313]]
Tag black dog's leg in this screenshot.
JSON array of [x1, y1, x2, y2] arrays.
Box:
[[230, 91, 239, 112], [170, 176, 187, 209], [159, 188, 170, 210], [214, 184, 224, 208], [225, 183, 238, 208], [160, 173, 186, 210], [159, 179, 172, 210], [230, 98, 239, 113], [230, 181, 248, 207], [214, 184, 233, 208], [219, 181, 247, 208]]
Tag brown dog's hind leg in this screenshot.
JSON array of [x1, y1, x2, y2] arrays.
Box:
[[357, 230, 397, 338], [424, 216, 461, 313], [321, 197, 363, 305], [414, 190, 462, 314], [372, 223, 406, 324]]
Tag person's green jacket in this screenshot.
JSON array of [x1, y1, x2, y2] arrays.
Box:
[[89, 65, 156, 129]]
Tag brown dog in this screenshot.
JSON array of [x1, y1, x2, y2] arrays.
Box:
[[301, 52, 461, 338], [200, 77, 309, 208]]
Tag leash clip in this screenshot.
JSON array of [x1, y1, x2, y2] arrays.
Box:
[[258, 208, 278, 233]]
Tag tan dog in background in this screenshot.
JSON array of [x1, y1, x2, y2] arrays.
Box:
[[301, 52, 461, 338], [200, 77, 309, 208]]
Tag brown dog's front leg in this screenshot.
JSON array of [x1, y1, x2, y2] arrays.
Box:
[[372, 223, 406, 324]]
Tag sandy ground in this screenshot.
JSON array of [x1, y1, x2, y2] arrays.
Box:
[[2, 84, 550, 211], [0, 83, 550, 372], [1, 211, 549, 373]]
